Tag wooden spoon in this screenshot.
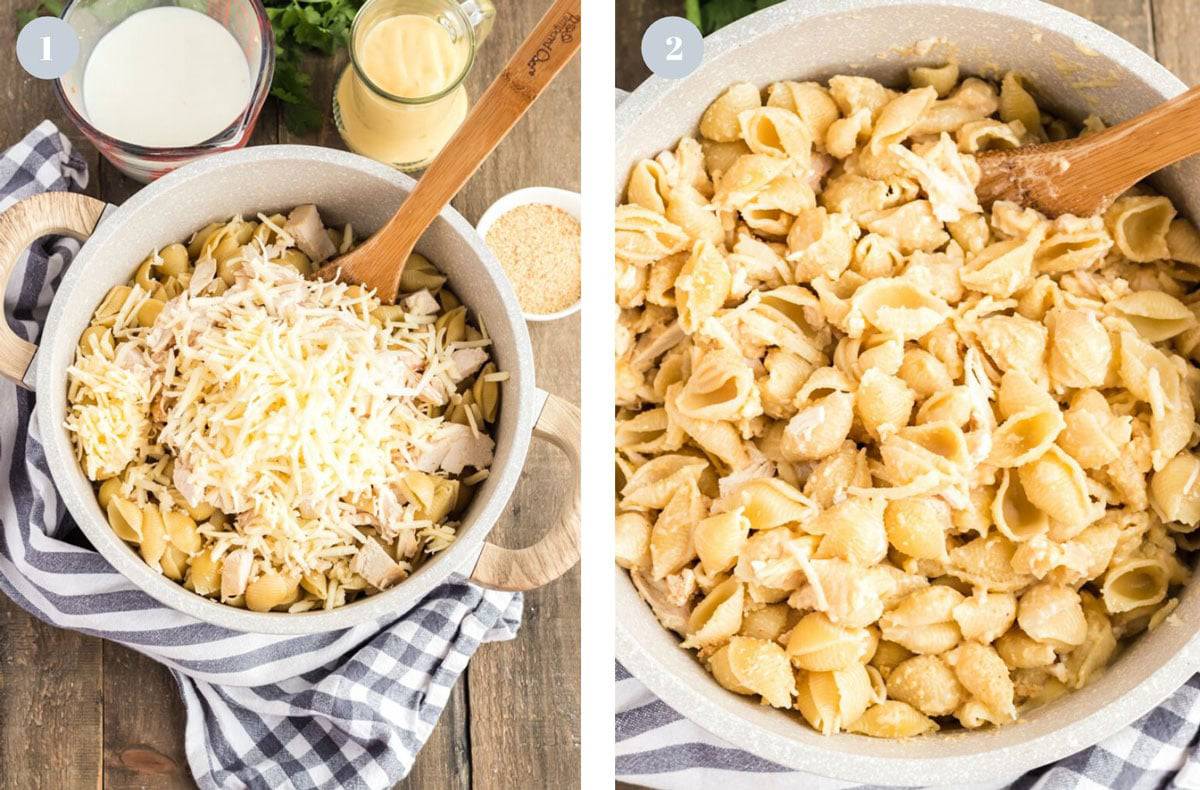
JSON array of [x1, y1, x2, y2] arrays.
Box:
[[316, 0, 582, 302], [975, 84, 1200, 218]]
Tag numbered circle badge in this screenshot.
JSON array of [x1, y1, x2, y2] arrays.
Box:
[[641, 16, 702, 79], [16, 16, 79, 80]]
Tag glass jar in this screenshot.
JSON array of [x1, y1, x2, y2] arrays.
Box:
[[334, 0, 494, 171]]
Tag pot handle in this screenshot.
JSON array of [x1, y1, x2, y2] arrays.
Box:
[[0, 192, 107, 387], [470, 391, 580, 591]]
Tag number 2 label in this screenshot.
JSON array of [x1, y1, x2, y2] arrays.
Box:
[[665, 35, 683, 61]]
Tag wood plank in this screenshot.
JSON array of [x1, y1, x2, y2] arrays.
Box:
[[1151, 0, 1200, 85], [0, 598, 104, 790], [101, 644, 194, 790], [615, 0, 676, 91], [400, 682, 471, 789], [1047, 0, 1155, 54], [461, 2, 581, 785], [0, 5, 105, 790]]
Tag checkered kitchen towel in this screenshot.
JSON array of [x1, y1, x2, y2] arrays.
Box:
[[0, 121, 523, 789], [617, 665, 1200, 788]]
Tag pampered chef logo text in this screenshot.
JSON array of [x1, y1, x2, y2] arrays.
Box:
[[527, 12, 579, 76]]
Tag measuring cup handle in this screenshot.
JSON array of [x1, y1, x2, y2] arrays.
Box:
[[459, 0, 496, 45], [0, 192, 106, 388]]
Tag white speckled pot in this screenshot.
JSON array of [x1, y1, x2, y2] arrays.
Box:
[[616, 0, 1200, 783], [1, 146, 581, 635]]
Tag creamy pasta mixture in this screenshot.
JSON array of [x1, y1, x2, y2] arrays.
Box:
[[67, 209, 504, 612], [615, 65, 1200, 737]]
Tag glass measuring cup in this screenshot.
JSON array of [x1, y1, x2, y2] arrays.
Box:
[[333, 0, 495, 171], [54, 0, 274, 183]]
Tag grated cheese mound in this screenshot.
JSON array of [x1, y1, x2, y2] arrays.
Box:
[[66, 223, 498, 602], [65, 351, 152, 480]]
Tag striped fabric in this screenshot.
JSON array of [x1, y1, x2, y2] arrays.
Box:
[[616, 663, 1200, 789], [0, 122, 522, 789]]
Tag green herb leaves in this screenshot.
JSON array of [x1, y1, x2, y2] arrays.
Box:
[[17, 0, 63, 28], [683, 0, 783, 36], [265, 0, 363, 135]]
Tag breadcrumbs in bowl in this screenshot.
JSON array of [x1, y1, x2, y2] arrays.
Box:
[[478, 188, 581, 320]]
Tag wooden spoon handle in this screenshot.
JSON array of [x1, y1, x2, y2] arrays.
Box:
[[344, 0, 581, 298], [1074, 84, 1200, 197]]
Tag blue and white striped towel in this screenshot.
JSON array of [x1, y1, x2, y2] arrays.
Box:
[[0, 121, 523, 790], [617, 662, 1200, 789]]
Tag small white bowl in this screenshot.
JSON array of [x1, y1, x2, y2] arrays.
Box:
[[476, 186, 581, 322]]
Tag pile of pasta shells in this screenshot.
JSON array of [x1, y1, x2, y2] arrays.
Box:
[[615, 64, 1200, 738]]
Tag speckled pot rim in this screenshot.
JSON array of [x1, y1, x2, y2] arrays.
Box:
[[34, 145, 537, 635], [616, 0, 1200, 783]]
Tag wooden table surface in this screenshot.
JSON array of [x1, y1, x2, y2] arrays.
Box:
[[613, 0, 1197, 787], [0, 1, 580, 788]]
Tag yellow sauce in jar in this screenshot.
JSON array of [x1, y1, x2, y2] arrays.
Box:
[[335, 14, 471, 168]]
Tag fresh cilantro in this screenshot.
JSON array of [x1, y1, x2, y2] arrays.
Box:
[[684, 0, 783, 35], [17, 0, 62, 27]]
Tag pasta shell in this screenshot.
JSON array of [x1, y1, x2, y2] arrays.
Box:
[[766, 81, 840, 149], [1034, 215, 1112, 273], [988, 407, 1065, 468], [618, 454, 708, 510], [855, 369, 914, 439], [960, 228, 1043, 298], [245, 573, 301, 612], [1017, 582, 1087, 647], [700, 82, 761, 142], [879, 586, 964, 654], [782, 391, 855, 462], [709, 636, 796, 708], [813, 496, 888, 564], [693, 508, 751, 575], [886, 654, 964, 716], [884, 496, 950, 560], [139, 506, 166, 569], [999, 72, 1044, 140], [847, 700, 938, 738], [627, 157, 672, 214], [1166, 217, 1200, 264], [847, 277, 951, 340], [1102, 559, 1169, 614], [615, 512, 652, 571], [615, 204, 690, 265], [737, 107, 812, 160], [947, 534, 1034, 592], [992, 469, 1049, 544], [675, 240, 732, 333], [650, 482, 706, 579], [682, 578, 745, 649], [1104, 194, 1175, 263], [1018, 446, 1094, 529], [730, 478, 817, 531], [1150, 451, 1200, 526], [795, 663, 873, 735], [676, 348, 758, 421], [1110, 290, 1197, 342], [787, 612, 874, 671]]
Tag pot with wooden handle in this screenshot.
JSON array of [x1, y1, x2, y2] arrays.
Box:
[[0, 145, 579, 634]]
